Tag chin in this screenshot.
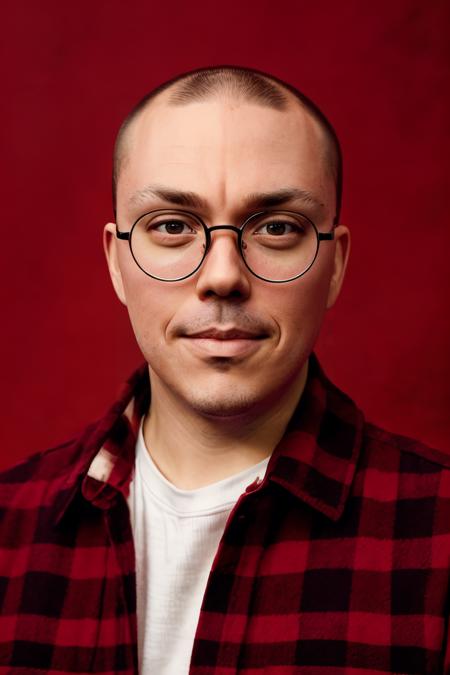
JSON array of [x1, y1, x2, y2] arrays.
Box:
[[187, 392, 260, 418], [148, 359, 289, 419]]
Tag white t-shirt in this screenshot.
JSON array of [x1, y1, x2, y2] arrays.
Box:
[[126, 417, 270, 675]]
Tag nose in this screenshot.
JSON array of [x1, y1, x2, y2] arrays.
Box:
[[195, 227, 251, 300]]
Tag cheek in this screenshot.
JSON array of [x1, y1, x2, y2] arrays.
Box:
[[270, 260, 332, 350], [119, 259, 175, 355]]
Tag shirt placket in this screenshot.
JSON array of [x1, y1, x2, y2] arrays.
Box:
[[103, 493, 139, 674], [190, 478, 268, 674]]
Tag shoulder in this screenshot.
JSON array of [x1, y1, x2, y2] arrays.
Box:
[[0, 420, 98, 511], [0, 439, 75, 491], [363, 421, 450, 471], [356, 421, 450, 506]]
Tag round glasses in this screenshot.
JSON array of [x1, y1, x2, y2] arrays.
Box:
[[116, 208, 335, 283]]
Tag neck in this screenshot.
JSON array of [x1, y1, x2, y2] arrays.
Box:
[[142, 361, 309, 489]]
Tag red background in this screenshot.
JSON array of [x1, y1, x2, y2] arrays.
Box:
[[1, 0, 449, 470]]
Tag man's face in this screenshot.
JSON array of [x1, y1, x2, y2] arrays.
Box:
[[104, 94, 350, 417]]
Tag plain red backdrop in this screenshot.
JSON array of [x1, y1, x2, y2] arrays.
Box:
[[1, 0, 449, 470]]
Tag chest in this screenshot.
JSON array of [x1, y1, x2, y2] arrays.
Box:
[[2, 490, 447, 674]]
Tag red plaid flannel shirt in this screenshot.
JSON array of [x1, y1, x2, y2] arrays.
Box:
[[1, 351, 449, 674]]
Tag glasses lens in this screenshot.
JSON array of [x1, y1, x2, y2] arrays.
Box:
[[241, 211, 318, 281], [130, 211, 206, 280]]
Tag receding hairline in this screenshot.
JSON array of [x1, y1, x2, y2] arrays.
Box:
[[112, 66, 342, 220]]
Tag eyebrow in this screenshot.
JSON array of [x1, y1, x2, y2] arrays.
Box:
[[128, 184, 325, 213]]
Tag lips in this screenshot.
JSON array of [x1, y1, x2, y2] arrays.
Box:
[[185, 328, 266, 340], [181, 326, 268, 358]]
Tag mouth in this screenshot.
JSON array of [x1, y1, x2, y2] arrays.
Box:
[[181, 326, 269, 358], [185, 327, 267, 340]]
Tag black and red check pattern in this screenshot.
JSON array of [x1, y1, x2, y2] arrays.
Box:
[[1, 352, 449, 673]]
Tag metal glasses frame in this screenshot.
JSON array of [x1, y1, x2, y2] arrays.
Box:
[[116, 208, 335, 283]]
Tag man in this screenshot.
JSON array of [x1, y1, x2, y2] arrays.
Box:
[[0, 65, 449, 674]]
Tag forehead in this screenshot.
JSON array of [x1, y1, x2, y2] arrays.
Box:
[[117, 94, 334, 220]]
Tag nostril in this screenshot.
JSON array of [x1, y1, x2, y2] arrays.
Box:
[[203, 288, 244, 299]]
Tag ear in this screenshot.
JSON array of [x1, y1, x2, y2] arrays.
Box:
[[326, 224, 351, 309], [103, 222, 127, 306]]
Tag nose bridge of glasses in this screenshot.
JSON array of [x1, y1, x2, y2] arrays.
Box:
[[207, 224, 242, 236], [205, 224, 242, 252]]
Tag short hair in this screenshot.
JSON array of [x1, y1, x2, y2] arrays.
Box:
[[112, 65, 343, 221]]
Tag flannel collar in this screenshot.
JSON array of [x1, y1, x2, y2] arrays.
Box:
[[53, 351, 364, 526]]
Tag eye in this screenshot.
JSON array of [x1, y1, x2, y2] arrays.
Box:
[[152, 219, 196, 235], [258, 221, 296, 236], [254, 219, 305, 236]]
